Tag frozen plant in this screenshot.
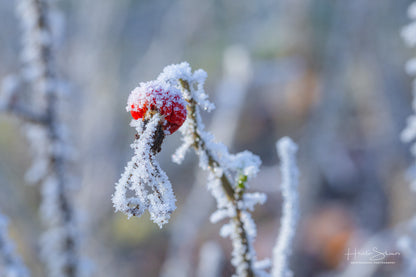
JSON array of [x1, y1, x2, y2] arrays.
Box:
[[168, 62, 268, 277], [0, 0, 87, 276], [112, 81, 187, 227], [114, 62, 301, 277], [0, 213, 30, 277], [160, 45, 252, 277], [272, 137, 299, 277]]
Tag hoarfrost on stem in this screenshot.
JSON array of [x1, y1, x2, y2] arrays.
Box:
[[165, 62, 268, 277], [160, 48, 253, 277], [113, 115, 177, 228], [116, 62, 301, 277], [271, 137, 299, 277], [113, 76, 188, 228], [0, 0, 88, 276]]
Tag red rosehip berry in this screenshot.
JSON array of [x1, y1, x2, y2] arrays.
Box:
[[130, 104, 146, 120], [127, 83, 187, 135]]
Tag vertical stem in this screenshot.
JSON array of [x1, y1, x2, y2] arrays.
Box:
[[180, 80, 254, 277], [12, 0, 81, 275], [272, 137, 299, 277]]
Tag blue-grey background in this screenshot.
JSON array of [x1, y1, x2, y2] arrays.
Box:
[[0, 0, 414, 276]]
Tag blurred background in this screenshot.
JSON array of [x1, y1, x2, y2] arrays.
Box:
[[1, 0, 416, 276]]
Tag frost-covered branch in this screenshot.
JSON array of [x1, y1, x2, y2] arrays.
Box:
[[0, 214, 29, 277], [0, 0, 86, 276], [113, 80, 187, 227], [114, 62, 267, 276], [166, 63, 268, 277], [115, 62, 294, 276], [271, 137, 299, 277], [160, 46, 252, 277], [113, 115, 177, 228], [178, 79, 254, 276], [0, 76, 47, 123]]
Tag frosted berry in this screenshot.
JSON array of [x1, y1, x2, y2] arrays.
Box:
[[127, 82, 187, 135]]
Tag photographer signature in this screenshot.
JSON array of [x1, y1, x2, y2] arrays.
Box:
[[344, 247, 400, 261]]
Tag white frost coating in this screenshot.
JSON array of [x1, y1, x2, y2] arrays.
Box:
[[231, 211, 270, 277], [158, 62, 215, 112], [126, 81, 185, 113], [39, 225, 86, 277], [229, 151, 262, 179], [271, 137, 299, 277], [160, 51, 254, 277], [0, 214, 30, 277], [16, 0, 50, 88], [210, 208, 236, 224], [40, 175, 60, 225], [241, 193, 267, 211], [157, 62, 193, 84], [171, 139, 192, 164], [9, 0, 88, 276], [254, 259, 271, 271], [166, 62, 268, 277], [112, 115, 176, 228]]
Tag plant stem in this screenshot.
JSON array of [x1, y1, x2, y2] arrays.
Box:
[[180, 79, 254, 277], [5, 0, 81, 275]]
